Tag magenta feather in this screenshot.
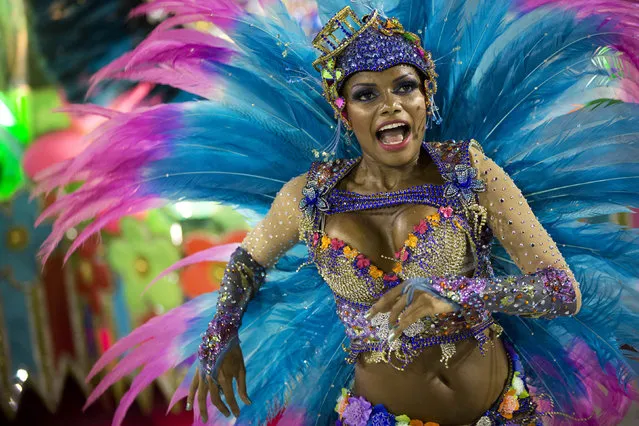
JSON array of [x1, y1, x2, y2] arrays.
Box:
[[58, 104, 121, 120], [112, 358, 174, 426], [128, 0, 244, 32], [34, 105, 177, 262], [87, 295, 214, 379], [142, 243, 238, 294], [87, 0, 247, 98], [84, 293, 220, 425], [88, 35, 233, 99]]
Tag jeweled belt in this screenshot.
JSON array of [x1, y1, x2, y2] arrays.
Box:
[[346, 318, 497, 371]]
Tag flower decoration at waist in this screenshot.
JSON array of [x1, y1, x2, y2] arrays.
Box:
[[442, 163, 486, 205], [299, 179, 330, 219]]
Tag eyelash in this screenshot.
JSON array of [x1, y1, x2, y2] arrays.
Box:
[[352, 81, 418, 102]]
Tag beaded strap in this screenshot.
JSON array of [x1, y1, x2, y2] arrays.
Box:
[[327, 184, 463, 214]]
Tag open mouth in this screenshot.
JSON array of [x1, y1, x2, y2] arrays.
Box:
[[376, 121, 411, 150]]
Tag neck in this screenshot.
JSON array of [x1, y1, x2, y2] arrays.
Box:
[[354, 149, 429, 192]]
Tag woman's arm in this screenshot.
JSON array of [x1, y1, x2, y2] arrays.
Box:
[[191, 174, 306, 419], [240, 174, 306, 267], [471, 142, 582, 314], [403, 144, 581, 319]]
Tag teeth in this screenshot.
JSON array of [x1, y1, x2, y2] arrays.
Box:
[[378, 122, 407, 132], [382, 139, 405, 145]]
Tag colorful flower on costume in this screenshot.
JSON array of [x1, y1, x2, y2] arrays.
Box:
[[335, 388, 349, 419], [413, 219, 429, 235], [321, 235, 331, 249], [498, 389, 520, 419], [438, 206, 454, 218], [343, 246, 358, 259], [442, 164, 486, 205], [356, 254, 371, 269], [300, 180, 330, 218], [395, 414, 411, 426], [368, 404, 394, 426], [405, 234, 418, 248], [341, 395, 372, 426], [368, 265, 383, 279]]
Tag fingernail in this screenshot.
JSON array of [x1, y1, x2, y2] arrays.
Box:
[[185, 402, 192, 411], [247, 397, 253, 405]]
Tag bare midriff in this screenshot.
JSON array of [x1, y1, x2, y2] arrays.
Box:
[[353, 337, 509, 425]]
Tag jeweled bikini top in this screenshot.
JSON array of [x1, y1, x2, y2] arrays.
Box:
[[299, 140, 496, 369]]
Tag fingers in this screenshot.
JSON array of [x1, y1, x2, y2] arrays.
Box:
[[207, 376, 231, 418], [396, 299, 427, 335], [237, 364, 251, 406], [218, 374, 240, 417], [367, 284, 405, 317], [186, 370, 199, 411], [197, 371, 208, 422], [396, 293, 455, 335], [388, 294, 408, 327], [219, 371, 241, 417]]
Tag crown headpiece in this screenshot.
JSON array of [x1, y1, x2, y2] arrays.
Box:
[[312, 7, 439, 128]]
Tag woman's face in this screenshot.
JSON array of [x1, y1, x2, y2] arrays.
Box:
[[342, 65, 428, 167]]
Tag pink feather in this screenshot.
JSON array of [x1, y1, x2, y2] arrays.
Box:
[[142, 243, 239, 294]]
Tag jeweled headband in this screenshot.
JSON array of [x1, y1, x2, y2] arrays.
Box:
[[312, 7, 439, 127]]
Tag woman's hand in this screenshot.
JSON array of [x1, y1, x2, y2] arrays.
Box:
[[186, 343, 251, 422], [367, 283, 457, 337]]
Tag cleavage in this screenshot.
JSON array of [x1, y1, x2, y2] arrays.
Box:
[[324, 204, 439, 272]]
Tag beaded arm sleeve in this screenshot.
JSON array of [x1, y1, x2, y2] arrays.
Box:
[[413, 144, 581, 319], [198, 176, 305, 376]]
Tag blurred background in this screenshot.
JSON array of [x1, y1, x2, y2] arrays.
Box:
[[0, 1, 636, 425], [0, 1, 319, 424]]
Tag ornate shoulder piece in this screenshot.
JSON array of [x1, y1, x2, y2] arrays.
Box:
[[299, 159, 358, 222], [427, 139, 486, 206]]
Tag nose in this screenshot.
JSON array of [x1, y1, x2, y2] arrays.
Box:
[[380, 92, 402, 116]]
